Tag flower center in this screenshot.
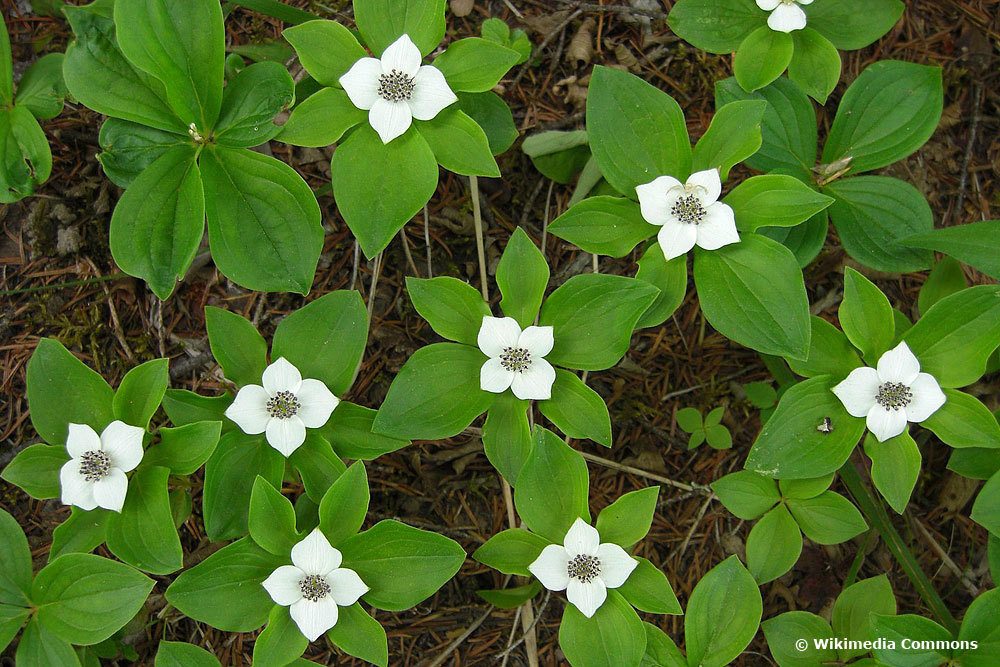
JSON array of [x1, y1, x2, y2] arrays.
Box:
[[671, 194, 707, 225], [875, 382, 912, 411], [378, 69, 416, 103], [266, 391, 301, 419], [499, 347, 532, 373], [298, 574, 331, 602], [567, 554, 601, 583], [79, 450, 112, 482]]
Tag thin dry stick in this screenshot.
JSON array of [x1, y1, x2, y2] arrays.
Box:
[[366, 251, 383, 323], [399, 227, 421, 277], [424, 204, 434, 277], [426, 605, 496, 667], [498, 605, 523, 667], [579, 451, 708, 493], [471, 176, 489, 301], [910, 516, 980, 597], [678, 492, 716, 561], [350, 240, 360, 291]]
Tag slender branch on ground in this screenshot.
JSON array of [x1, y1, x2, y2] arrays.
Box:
[[400, 227, 420, 277]]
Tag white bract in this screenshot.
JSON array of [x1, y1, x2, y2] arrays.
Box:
[[60, 421, 144, 513], [635, 168, 739, 261], [340, 34, 458, 144], [756, 0, 812, 33], [529, 518, 638, 618], [262, 529, 369, 641], [478, 316, 556, 401], [225, 357, 339, 457], [832, 341, 946, 442]]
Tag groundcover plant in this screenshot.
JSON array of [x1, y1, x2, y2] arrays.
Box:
[[3, 1, 1000, 666]]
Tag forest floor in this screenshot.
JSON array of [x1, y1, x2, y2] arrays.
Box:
[[2, 0, 999, 665]]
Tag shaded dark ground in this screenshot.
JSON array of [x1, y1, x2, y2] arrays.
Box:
[[2, 0, 999, 664]]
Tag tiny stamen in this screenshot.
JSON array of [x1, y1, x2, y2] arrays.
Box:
[[671, 194, 707, 225], [875, 382, 912, 411], [299, 574, 330, 602], [499, 347, 532, 373], [266, 391, 301, 419], [79, 450, 112, 482], [567, 554, 601, 583], [378, 69, 416, 103]]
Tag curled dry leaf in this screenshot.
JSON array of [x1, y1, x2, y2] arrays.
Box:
[[566, 18, 595, 67]]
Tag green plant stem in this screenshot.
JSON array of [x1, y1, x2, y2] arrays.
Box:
[[839, 461, 959, 634], [470, 176, 488, 302], [0, 272, 126, 296]]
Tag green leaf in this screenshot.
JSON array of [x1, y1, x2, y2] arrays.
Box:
[[691, 101, 765, 179], [113, 0, 224, 129], [947, 447, 1000, 481], [482, 391, 531, 484], [804, 0, 903, 50], [320, 402, 410, 461], [432, 38, 519, 93], [253, 604, 308, 666], [903, 285, 1000, 388], [144, 420, 221, 475], [762, 611, 837, 667], [26, 338, 115, 446], [318, 462, 370, 547], [839, 267, 895, 363], [734, 27, 793, 92], [372, 343, 492, 440], [0, 604, 28, 655], [283, 20, 366, 88], [667, 0, 763, 54], [956, 587, 1000, 666], [165, 537, 284, 632], [332, 124, 439, 258], [472, 528, 551, 577], [822, 61, 943, 175], [972, 472, 1000, 539], [634, 242, 689, 329], [746, 376, 868, 479], [203, 431, 285, 540], [787, 491, 867, 544], [595, 487, 658, 549], [724, 174, 833, 232], [289, 432, 346, 502], [684, 556, 762, 667], [457, 91, 518, 155], [923, 389, 1000, 450], [522, 130, 591, 184], [62, 4, 184, 133], [903, 220, 1000, 281], [215, 61, 294, 148], [0, 18, 11, 104], [49, 508, 110, 562], [155, 641, 221, 667], [272, 290, 369, 395], [559, 590, 646, 667], [832, 575, 896, 660], [354, 0, 446, 56], [0, 106, 51, 203], [340, 520, 466, 611], [870, 613, 952, 667], [918, 257, 968, 317], [786, 316, 862, 379], [788, 29, 841, 104], [538, 369, 612, 447], [540, 273, 659, 371], [0, 509, 31, 606], [641, 622, 687, 667], [97, 119, 189, 188], [32, 553, 154, 645], [15, 52, 67, 120], [277, 87, 365, 147], [548, 196, 653, 258], [325, 603, 389, 667], [586, 66, 691, 197], [202, 146, 323, 294], [415, 108, 499, 177], [113, 358, 169, 428], [711, 470, 779, 520], [746, 504, 802, 584], [760, 210, 828, 269], [825, 176, 933, 273], [715, 76, 816, 174], [618, 557, 682, 615], [205, 306, 268, 387], [249, 476, 299, 556], [514, 428, 590, 543], [476, 582, 542, 609], [106, 465, 182, 574], [1, 444, 68, 499], [693, 233, 811, 360], [778, 474, 833, 500], [496, 226, 549, 328], [16, 617, 81, 667], [407, 276, 490, 346]]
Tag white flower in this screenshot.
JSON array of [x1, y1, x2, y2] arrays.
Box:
[[225, 357, 339, 457], [262, 528, 369, 642], [60, 421, 144, 513], [339, 34, 458, 145], [635, 168, 740, 261], [478, 316, 556, 401], [832, 341, 946, 443], [528, 518, 638, 618], [756, 0, 812, 33]]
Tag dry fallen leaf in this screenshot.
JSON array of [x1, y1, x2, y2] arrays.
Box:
[[449, 0, 475, 18], [567, 17, 595, 67]]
